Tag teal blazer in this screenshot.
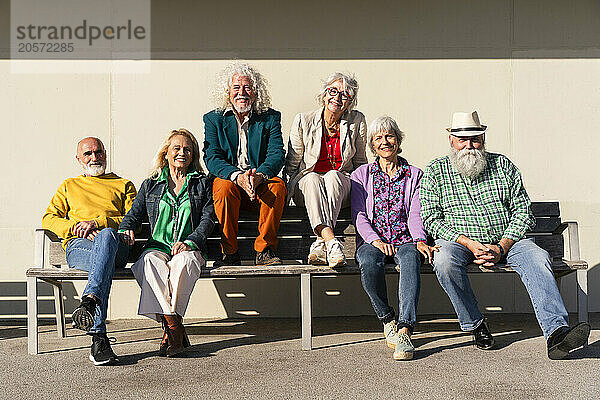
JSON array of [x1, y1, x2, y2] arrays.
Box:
[[202, 108, 285, 180]]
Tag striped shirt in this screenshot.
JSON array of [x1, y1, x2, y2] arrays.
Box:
[[420, 152, 535, 243]]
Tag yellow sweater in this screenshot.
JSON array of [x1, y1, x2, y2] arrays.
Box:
[[42, 173, 137, 249]]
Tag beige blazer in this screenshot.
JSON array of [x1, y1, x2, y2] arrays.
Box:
[[284, 107, 368, 201]]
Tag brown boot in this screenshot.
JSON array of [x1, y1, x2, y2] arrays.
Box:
[[162, 314, 188, 357], [158, 316, 169, 357], [176, 315, 191, 348]]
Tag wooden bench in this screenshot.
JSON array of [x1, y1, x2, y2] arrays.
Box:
[[26, 201, 588, 355]]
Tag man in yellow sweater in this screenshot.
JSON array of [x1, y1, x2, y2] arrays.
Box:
[[42, 137, 136, 365]]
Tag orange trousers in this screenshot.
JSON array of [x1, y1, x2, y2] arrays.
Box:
[[212, 176, 287, 254]]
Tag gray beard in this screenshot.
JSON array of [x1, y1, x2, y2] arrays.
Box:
[[84, 163, 106, 177], [449, 146, 487, 179]]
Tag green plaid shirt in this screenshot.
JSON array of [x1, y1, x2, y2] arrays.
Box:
[[420, 152, 535, 243]]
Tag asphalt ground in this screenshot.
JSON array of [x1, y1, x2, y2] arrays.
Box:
[[1, 314, 599, 399]]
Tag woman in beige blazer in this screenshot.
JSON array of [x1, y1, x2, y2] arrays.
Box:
[[285, 72, 367, 267]]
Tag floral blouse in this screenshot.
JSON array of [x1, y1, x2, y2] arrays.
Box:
[[370, 157, 414, 246]]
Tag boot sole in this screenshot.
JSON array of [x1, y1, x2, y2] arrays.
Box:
[[328, 258, 347, 269], [474, 340, 495, 350], [308, 254, 327, 265], [548, 323, 590, 360], [89, 354, 117, 366], [72, 307, 94, 332], [393, 351, 414, 361], [166, 346, 188, 357], [255, 260, 282, 266]]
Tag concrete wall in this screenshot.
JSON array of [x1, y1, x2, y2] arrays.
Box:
[[1, 0, 599, 320]]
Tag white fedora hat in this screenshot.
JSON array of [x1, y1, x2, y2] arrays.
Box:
[[446, 111, 487, 136]]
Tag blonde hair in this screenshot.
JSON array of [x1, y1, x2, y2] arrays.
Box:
[[150, 129, 202, 178], [213, 62, 272, 114]]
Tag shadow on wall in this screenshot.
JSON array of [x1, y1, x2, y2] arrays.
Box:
[[1, 0, 600, 59]]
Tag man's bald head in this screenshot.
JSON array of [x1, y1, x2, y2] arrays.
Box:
[[76, 137, 107, 176]]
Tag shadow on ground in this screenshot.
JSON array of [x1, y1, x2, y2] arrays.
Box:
[[12, 313, 600, 362]]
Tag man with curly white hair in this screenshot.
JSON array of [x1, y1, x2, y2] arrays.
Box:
[[203, 62, 286, 266], [420, 111, 590, 359]]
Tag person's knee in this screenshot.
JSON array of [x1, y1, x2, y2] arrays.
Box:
[[300, 173, 322, 190], [213, 179, 238, 200], [142, 251, 166, 267], [432, 246, 463, 276], [96, 228, 118, 248], [397, 246, 422, 270], [269, 177, 287, 192]]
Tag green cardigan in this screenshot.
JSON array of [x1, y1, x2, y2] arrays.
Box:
[[202, 108, 285, 180]]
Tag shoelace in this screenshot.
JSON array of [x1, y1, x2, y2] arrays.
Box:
[[96, 335, 117, 351], [397, 333, 412, 346], [385, 322, 398, 339]]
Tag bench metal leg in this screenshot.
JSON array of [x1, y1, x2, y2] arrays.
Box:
[[53, 283, 66, 338], [577, 269, 588, 324], [27, 277, 38, 355], [300, 273, 312, 350]]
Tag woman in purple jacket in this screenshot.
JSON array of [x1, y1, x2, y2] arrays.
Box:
[[350, 116, 439, 361]]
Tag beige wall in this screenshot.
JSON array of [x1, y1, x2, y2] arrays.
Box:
[[1, 0, 599, 320]]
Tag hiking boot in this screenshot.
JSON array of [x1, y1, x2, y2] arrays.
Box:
[[383, 320, 399, 349], [89, 333, 118, 366], [255, 247, 282, 266], [325, 238, 346, 268], [72, 295, 97, 332], [547, 322, 590, 360], [393, 332, 415, 360], [159, 315, 191, 357], [308, 238, 327, 265], [214, 252, 241, 267]]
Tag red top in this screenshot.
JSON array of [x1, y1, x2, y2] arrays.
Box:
[[313, 126, 342, 173]]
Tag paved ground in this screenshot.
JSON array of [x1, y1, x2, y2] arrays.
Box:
[[1, 314, 599, 399]]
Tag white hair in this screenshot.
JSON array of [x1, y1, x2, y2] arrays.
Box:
[[316, 72, 359, 112], [449, 145, 487, 179], [367, 115, 405, 155], [213, 62, 272, 114]]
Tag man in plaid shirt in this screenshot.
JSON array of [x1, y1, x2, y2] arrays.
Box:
[[420, 111, 590, 359]]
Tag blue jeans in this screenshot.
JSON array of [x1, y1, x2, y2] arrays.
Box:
[[65, 228, 129, 333], [433, 238, 568, 339], [356, 242, 421, 332]]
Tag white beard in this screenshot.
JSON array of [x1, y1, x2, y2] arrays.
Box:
[[449, 145, 487, 179], [233, 95, 252, 114], [84, 163, 106, 177]]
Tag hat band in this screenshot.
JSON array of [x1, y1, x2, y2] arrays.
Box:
[[449, 126, 486, 133]]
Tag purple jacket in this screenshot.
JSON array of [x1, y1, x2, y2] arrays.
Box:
[[350, 160, 426, 249]]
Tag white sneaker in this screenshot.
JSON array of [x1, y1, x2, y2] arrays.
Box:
[[325, 238, 347, 268], [383, 320, 399, 349], [308, 238, 327, 265], [393, 332, 415, 360]]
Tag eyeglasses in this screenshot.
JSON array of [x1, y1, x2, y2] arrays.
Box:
[[326, 87, 353, 100]]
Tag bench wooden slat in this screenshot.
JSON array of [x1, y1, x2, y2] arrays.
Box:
[[27, 257, 587, 281]]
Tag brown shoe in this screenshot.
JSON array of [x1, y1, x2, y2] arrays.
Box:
[[161, 314, 190, 357], [255, 247, 282, 266]]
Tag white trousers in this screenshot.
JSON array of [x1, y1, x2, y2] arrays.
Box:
[[131, 250, 204, 321], [296, 170, 352, 231]]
